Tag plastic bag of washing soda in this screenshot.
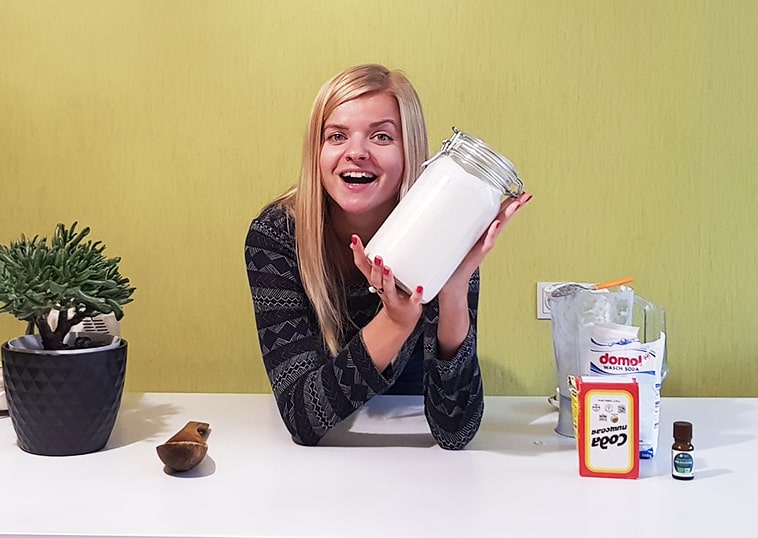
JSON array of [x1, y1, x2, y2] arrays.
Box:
[[578, 322, 666, 459]]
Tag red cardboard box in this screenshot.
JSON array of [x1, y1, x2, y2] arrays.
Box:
[[570, 376, 639, 479]]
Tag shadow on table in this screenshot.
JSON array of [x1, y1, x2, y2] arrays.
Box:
[[469, 398, 576, 455], [319, 395, 435, 448], [162, 454, 217, 478], [666, 398, 756, 451], [638, 398, 755, 479], [104, 392, 181, 450], [319, 430, 435, 448], [320, 396, 573, 451]]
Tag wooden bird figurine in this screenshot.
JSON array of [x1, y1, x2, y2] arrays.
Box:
[[156, 421, 211, 472]]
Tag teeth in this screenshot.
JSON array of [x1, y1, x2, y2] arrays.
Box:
[[341, 172, 375, 179], [340, 171, 377, 184]]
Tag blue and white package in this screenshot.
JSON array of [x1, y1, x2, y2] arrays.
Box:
[[578, 322, 666, 459]]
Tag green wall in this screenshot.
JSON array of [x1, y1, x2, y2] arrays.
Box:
[[2, 1, 756, 396]]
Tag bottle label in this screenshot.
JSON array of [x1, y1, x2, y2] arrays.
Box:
[[672, 450, 695, 478]]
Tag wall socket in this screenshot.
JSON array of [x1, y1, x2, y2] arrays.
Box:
[[536, 282, 564, 320]]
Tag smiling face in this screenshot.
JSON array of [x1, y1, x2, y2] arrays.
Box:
[[319, 91, 405, 237]]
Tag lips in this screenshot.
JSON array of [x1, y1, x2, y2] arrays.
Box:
[[340, 171, 377, 185]]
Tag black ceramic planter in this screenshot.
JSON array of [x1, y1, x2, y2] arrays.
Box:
[[1, 337, 127, 456]]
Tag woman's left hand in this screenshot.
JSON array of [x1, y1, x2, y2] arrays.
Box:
[[442, 191, 533, 293]]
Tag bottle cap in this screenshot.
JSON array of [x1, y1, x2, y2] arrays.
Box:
[[673, 420, 692, 441]]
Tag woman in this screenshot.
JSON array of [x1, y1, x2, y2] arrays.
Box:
[[245, 64, 531, 449]]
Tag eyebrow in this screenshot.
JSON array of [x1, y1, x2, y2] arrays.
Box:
[[369, 119, 398, 129], [323, 119, 399, 131]]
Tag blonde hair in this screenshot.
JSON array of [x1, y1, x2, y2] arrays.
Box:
[[271, 64, 429, 356]]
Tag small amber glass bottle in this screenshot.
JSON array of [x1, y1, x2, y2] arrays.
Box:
[[671, 421, 695, 480]]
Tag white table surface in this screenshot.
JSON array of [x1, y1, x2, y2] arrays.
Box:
[[0, 393, 755, 538]]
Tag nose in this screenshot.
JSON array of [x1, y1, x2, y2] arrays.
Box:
[[345, 137, 368, 161]]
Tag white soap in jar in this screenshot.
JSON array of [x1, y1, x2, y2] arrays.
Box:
[[365, 129, 523, 303]]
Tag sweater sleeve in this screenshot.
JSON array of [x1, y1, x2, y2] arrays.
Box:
[[245, 206, 484, 449], [244, 208, 398, 445], [421, 271, 485, 450]]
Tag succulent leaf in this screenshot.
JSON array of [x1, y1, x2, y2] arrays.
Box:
[[0, 222, 135, 349]]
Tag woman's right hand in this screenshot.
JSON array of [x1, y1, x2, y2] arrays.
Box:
[[350, 234, 424, 332]]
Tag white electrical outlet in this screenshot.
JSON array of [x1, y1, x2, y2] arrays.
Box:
[[536, 282, 564, 320]]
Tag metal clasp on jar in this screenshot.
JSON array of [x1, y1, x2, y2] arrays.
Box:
[[422, 127, 523, 198]]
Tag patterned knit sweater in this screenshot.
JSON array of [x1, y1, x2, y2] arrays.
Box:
[[244, 204, 484, 450]]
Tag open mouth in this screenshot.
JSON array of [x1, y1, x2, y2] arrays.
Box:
[[340, 171, 377, 185]]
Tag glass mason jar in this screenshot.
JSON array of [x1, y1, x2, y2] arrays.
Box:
[[365, 128, 524, 303]]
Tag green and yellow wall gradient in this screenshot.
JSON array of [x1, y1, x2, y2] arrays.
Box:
[[2, 1, 756, 397]]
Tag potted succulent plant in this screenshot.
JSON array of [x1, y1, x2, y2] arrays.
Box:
[[0, 222, 135, 455]]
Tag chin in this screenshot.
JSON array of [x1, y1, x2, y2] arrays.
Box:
[[334, 202, 375, 216]]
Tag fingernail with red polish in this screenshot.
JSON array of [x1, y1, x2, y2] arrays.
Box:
[[351, 235, 358, 245], [383, 266, 390, 275], [416, 286, 424, 294], [374, 256, 382, 266]]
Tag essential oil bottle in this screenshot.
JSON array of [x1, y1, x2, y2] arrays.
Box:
[[671, 421, 695, 480]]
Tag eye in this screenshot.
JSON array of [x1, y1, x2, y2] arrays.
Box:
[[372, 132, 394, 144], [325, 132, 346, 143]]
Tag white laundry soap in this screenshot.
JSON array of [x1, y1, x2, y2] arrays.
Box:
[[365, 129, 523, 303]]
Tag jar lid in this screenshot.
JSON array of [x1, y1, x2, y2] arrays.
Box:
[[428, 128, 524, 198], [673, 421, 693, 441]]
